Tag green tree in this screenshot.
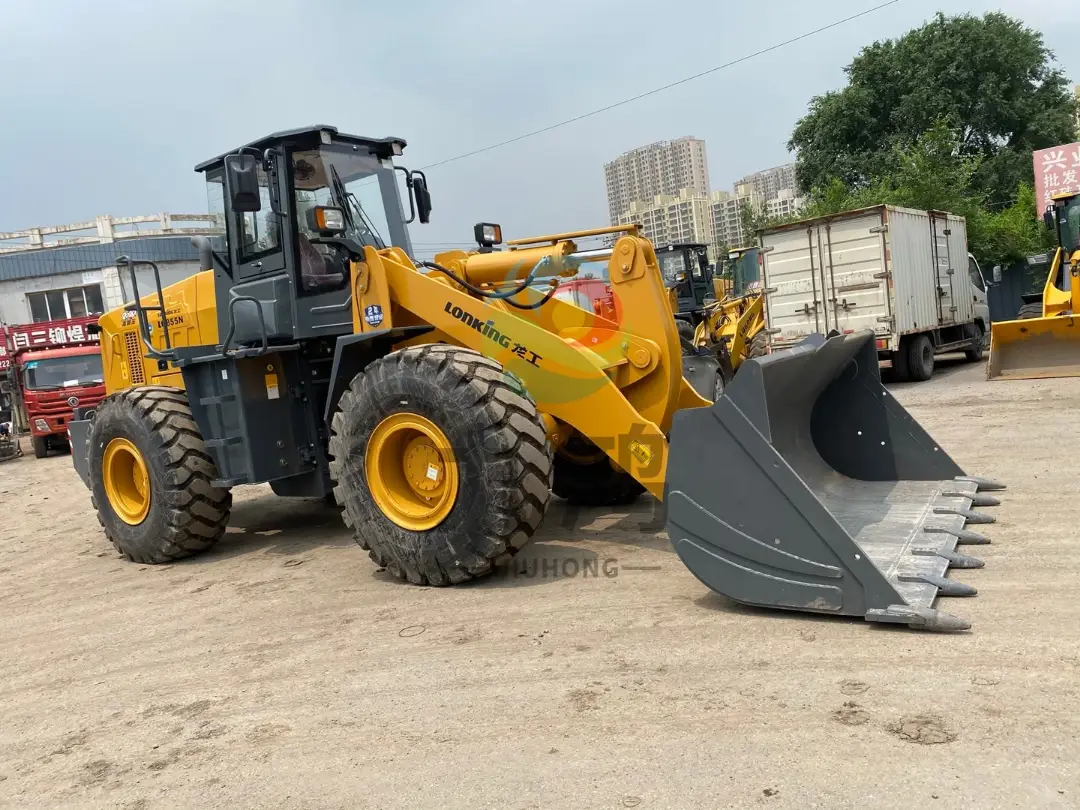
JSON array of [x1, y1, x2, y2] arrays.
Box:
[[790, 12, 1078, 199], [777, 123, 1054, 267]]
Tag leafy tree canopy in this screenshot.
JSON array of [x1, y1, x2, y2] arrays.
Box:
[[789, 12, 1077, 199]]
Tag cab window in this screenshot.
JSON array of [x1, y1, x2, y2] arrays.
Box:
[[967, 256, 985, 293]]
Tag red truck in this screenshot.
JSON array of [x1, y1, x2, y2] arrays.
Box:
[[0, 316, 105, 458]]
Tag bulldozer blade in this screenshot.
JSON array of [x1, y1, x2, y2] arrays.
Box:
[[988, 315, 1080, 380], [665, 330, 1004, 632]]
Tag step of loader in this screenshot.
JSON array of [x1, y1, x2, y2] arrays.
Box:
[[665, 331, 1004, 633]]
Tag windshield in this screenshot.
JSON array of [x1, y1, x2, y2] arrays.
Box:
[[23, 355, 103, 390], [657, 252, 689, 284], [292, 146, 393, 250]]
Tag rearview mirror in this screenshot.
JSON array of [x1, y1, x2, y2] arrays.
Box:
[[412, 172, 432, 224], [992, 265, 1002, 283], [224, 153, 262, 213], [1043, 208, 1056, 231]]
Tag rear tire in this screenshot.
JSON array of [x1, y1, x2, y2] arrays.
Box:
[[32, 436, 48, 459], [891, 346, 911, 382], [963, 323, 985, 362], [905, 334, 935, 382], [553, 434, 645, 506], [328, 345, 553, 586], [88, 386, 231, 563], [1016, 302, 1042, 319]]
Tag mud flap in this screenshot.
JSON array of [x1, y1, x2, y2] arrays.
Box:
[[988, 315, 1080, 380], [665, 331, 1004, 632]]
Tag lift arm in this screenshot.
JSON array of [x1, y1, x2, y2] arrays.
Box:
[[347, 234, 711, 499]]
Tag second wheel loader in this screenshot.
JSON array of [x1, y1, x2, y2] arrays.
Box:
[[69, 125, 1004, 631], [988, 191, 1080, 380]]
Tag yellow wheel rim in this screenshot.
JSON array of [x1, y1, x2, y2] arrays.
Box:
[[102, 437, 151, 525], [365, 413, 458, 531]]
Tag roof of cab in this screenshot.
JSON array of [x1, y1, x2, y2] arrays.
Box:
[[194, 126, 408, 173]]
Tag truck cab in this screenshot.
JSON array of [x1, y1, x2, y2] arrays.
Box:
[[8, 318, 105, 458]]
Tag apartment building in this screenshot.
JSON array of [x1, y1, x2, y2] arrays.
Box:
[[736, 163, 797, 203], [604, 138, 709, 225], [617, 189, 715, 250]]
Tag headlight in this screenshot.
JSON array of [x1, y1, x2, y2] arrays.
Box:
[[308, 206, 345, 234], [34, 419, 49, 432], [473, 222, 503, 248]]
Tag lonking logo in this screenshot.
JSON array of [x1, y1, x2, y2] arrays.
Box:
[[443, 301, 542, 367]]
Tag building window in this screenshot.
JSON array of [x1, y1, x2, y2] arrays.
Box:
[[27, 284, 105, 323]]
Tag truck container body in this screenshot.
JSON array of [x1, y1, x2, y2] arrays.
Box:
[[759, 205, 989, 376]]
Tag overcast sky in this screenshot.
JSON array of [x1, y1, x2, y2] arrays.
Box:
[[1, 0, 1077, 256]]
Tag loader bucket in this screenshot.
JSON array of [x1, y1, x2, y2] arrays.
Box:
[[987, 315, 1080, 380], [665, 331, 1004, 632]]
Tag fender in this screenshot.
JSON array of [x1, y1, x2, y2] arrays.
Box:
[[323, 326, 433, 425]]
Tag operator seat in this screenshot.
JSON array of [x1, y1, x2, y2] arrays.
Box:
[[296, 231, 346, 291]]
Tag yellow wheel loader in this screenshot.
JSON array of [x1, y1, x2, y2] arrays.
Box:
[[689, 247, 767, 399], [988, 191, 1080, 380], [69, 126, 1005, 631]]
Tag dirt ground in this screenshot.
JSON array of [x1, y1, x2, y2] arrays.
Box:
[[1, 355, 1078, 809]]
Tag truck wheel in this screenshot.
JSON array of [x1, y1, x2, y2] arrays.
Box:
[[328, 345, 553, 586], [88, 387, 232, 564], [1016, 302, 1043, 319], [553, 434, 646, 506], [963, 324, 985, 362], [890, 346, 911, 382], [32, 436, 48, 459], [906, 334, 935, 382]]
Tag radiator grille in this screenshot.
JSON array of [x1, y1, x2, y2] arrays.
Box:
[[125, 331, 146, 385]]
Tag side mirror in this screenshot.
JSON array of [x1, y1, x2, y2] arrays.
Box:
[[1043, 208, 1056, 231], [992, 265, 1002, 284], [224, 153, 262, 213], [412, 171, 432, 224]]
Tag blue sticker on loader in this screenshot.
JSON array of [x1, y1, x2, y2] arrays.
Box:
[[364, 305, 384, 327]]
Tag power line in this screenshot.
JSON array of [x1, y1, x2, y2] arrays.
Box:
[[419, 0, 902, 172]]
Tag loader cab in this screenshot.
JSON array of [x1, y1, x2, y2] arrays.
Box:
[[196, 126, 423, 345], [656, 243, 712, 317]]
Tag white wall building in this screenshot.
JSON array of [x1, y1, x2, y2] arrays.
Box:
[[0, 214, 222, 327]]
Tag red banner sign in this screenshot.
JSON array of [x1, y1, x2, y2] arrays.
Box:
[[0, 315, 101, 372], [1034, 142, 1080, 213]]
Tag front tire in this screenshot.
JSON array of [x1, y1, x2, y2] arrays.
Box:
[[1016, 302, 1042, 319], [88, 386, 231, 563], [745, 330, 768, 359], [328, 345, 553, 586], [963, 323, 985, 362], [32, 436, 48, 459], [552, 434, 645, 506]]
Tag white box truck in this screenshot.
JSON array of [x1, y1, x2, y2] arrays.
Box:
[[758, 205, 991, 380]]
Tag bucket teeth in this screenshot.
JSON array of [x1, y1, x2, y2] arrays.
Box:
[[942, 491, 1001, 507], [934, 507, 996, 525], [922, 526, 992, 545], [865, 605, 971, 632], [899, 572, 977, 597], [941, 550, 985, 569], [912, 547, 985, 568], [954, 475, 1006, 492]]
